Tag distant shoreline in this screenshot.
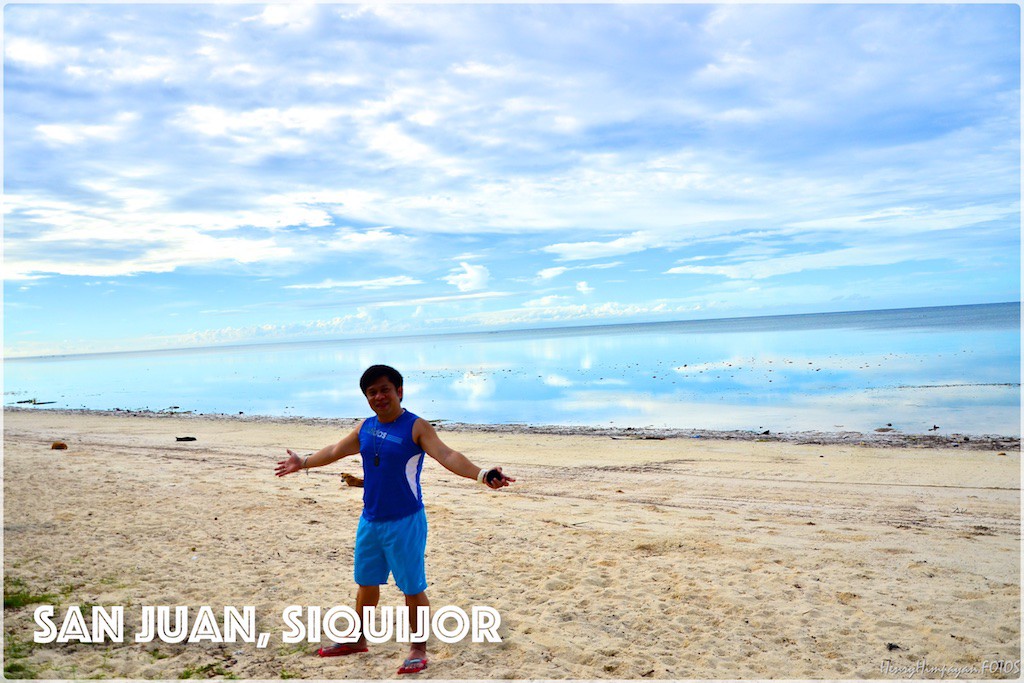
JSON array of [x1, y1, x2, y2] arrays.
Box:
[[5, 300, 1018, 362], [5, 406, 1018, 451]]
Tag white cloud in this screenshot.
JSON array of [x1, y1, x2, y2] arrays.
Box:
[[269, 189, 384, 219], [408, 110, 440, 126], [319, 228, 415, 253], [453, 300, 699, 328], [500, 96, 556, 115], [36, 123, 117, 146], [542, 232, 666, 261], [3, 3, 1018, 353], [536, 262, 623, 282], [3, 232, 293, 280], [666, 243, 943, 280], [373, 291, 513, 308], [111, 56, 178, 83], [524, 295, 570, 308], [785, 204, 1018, 236], [249, 4, 318, 30], [157, 310, 385, 350], [552, 115, 582, 133], [285, 276, 422, 291], [210, 62, 262, 82], [451, 61, 517, 79], [173, 104, 351, 160], [537, 267, 568, 280], [576, 281, 594, 294], [177, 104, 349, 138], [305, 73, 364, 88], [364, 123, 435, 164], [64, 52, 182, 85], [5, 37, 72, 67], [362, 122, 465, 175], [36, 113, 137, 146], [4, 187, 345, 244], [336, 3, 428, 29], [444, 262, 490, 292], [694, 51, 759, 85], [3, 189, 411, 281]]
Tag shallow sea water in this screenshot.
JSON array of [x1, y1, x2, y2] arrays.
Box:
[[4, 303, 1020, 436]]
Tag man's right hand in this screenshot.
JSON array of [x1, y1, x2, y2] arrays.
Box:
[[274, 449, 303, 477]]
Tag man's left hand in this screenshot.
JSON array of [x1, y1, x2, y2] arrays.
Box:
[[485, 466, 515, 489]]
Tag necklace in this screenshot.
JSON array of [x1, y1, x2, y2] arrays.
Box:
[[371, 410, 403, 466], [372, 417, 385, 466]]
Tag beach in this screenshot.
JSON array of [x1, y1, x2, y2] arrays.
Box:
[[3, 408, 1020, 679]]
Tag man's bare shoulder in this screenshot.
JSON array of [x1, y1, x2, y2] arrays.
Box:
[[411, 416, 434, 435]]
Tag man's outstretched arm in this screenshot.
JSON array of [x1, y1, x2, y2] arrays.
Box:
[[274, 423, 363, 477], [413, 418, 514, 489]]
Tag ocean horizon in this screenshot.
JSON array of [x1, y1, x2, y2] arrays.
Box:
[[4, 302, 1020, 437], [5, 301, 1018, 362]]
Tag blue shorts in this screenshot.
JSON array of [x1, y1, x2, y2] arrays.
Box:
[[354, 508, 428, 595]]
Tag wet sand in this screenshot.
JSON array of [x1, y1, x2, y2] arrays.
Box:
[[3, 408, 1020, 679]]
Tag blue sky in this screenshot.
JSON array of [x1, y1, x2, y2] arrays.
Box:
[[3, 3, 1020, 357]]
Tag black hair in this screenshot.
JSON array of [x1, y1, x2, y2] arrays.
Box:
[[359, 365, 404, 394]]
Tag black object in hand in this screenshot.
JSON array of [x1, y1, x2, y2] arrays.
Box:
[[485, 468, 503, 484]]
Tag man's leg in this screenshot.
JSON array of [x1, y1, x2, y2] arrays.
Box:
[[357, 584, 381, 647], [405, 591, 430, 661], [317, 584, 379, 656], [386, 509, 429, 673], [394, 590, 429, 673]]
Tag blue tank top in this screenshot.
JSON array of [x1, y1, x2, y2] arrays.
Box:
[[358, 410, 425, 522]]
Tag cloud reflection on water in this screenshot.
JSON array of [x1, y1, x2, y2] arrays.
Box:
[[4, 305, 1019, 436]]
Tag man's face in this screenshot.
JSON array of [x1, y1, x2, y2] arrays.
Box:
[[364, 376, 403, 418]]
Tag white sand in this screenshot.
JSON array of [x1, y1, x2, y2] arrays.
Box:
[[2, 409, 1020, 679]]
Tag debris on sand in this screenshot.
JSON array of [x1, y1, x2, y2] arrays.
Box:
[[6, 407, 1019, 452]]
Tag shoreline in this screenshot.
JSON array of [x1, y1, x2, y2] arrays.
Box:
[[4, 405, 1019, 451]]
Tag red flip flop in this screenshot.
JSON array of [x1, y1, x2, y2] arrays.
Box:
[[398, 657, 428, 674], [317, 642, 368, 657]]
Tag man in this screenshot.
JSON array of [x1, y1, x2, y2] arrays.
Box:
[[274, 364, 514, 675]]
